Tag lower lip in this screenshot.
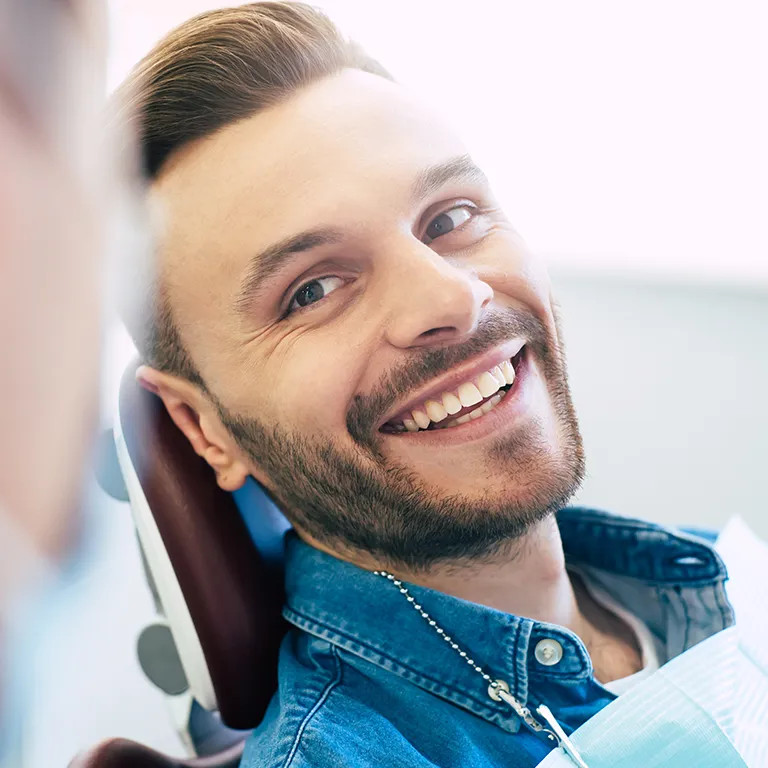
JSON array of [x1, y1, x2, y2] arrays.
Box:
[[382, 352, 534, 446]]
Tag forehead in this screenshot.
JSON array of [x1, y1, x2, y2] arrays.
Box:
[[151, 69, 468, 353], [154, 69, 468, 267], [156, 68, 467, 230]]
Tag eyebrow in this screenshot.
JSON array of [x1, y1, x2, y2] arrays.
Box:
[[410, 154, 490, 203], [234, 228, 344, 316], [235, 154, 489, 317]]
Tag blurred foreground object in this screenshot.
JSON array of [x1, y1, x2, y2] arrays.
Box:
[[0, 0, 105, 570], [0, 0, 115, 761]]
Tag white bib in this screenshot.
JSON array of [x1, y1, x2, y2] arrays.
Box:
[[537, 517, 768, 768]]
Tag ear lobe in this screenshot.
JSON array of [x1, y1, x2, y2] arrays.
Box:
[[214, 466, 249, 493], [201, 442, 249, 492], [198, 408, 251, 492]]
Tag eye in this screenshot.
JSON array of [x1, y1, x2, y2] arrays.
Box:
[[288, 276, 345, 313], [424, 205, 474, 242]]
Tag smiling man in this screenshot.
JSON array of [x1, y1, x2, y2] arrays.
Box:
[[117, 4, 733, 766]]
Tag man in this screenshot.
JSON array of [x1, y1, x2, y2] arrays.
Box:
[[116, 3, 732, 765]]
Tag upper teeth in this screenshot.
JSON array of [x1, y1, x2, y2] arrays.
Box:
[[401, 358, 516, 432]]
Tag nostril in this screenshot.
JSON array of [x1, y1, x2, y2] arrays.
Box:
[[420, 326, 454, 339]]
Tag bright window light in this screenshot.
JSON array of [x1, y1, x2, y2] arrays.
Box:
[[108, 0, 768, 286]]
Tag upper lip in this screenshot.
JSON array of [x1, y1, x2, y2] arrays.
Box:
[[377, 339, 526, 429]]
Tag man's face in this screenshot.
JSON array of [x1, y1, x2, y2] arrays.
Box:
[[152, 69, 584, 569]]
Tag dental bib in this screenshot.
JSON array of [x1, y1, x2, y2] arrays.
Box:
[[536, 517, 768, 768]]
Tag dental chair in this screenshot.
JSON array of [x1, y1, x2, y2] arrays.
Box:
[[71, 361, 291, 767]]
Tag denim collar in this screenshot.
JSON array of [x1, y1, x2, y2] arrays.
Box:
[[282, 507, 732, 734]]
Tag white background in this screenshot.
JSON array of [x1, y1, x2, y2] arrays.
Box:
[[108, 0, 768, 286]]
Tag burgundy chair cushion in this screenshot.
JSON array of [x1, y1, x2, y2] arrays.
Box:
[[69, 738, 244, 768], [119, 361, 288, 728]]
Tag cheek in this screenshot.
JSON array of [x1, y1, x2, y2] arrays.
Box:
[[480, 230, 554, 323], [259, 341, 365, 437]]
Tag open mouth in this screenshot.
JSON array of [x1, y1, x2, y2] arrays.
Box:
[[380, 347, 527, 434]]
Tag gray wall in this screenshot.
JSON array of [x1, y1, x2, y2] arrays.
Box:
[[554, 271, 768, 537]]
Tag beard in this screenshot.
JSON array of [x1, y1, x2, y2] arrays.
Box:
[[213, 308, 585, 572]]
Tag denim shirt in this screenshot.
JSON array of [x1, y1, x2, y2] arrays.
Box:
[[241, 508, 734, 768]]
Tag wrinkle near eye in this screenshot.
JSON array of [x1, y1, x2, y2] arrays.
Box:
[[237, 322, 275, 352], [239, 319, 315, 369]]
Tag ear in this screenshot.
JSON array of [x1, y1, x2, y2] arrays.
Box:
[[136, 365, 250, 492]]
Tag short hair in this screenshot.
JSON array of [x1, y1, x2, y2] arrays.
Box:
[[114, 2, 390, 388]]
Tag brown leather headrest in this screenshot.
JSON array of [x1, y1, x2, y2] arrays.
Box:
[[119, 361, 288, 729]]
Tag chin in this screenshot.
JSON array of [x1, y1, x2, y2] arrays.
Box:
[[425, 450, 583, 518]]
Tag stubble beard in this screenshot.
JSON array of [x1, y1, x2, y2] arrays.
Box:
[[215, 309, 585, 572]]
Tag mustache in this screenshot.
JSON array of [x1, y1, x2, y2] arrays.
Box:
[[346, 309, 554, 448]]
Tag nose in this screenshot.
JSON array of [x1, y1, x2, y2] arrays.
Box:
[[381, 240, 493, 349]]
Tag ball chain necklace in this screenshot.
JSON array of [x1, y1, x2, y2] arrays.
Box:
[[374, 570, 590, 768]]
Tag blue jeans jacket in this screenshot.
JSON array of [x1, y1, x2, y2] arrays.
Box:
[[241, 508, 733, 767]]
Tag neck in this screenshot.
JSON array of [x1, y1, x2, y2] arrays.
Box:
[[303, 515, 585, 637], [404, 516, 586, 633]]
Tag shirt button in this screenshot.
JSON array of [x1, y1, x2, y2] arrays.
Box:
[[534, 638, 563, 666]]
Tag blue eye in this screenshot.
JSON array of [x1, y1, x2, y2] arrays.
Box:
[[289, 276, 344, 312], [425, 205, 474, 241]]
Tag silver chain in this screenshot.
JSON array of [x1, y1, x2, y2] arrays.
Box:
[[373, 570, 551, 735], [374, 570, 494, 680], [374, 570, 590, 768]]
